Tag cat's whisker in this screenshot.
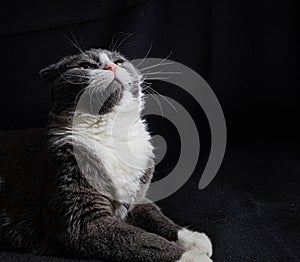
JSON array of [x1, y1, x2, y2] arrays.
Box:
[[96, 84, 112, 112], [62, 72, 91, 79], [137, 51, 173, 72], [62, 74, 91, 79], [136, 40, 153, 68], [142, 71, 181, 75], [95, 88, 103, 108], [61, 75, 90, 85], [89, 85, 99, 113], [64, 80, 92, 85], [144, 86, 178, 112], [64, 80, 90, 85], [110, 33, 120, 52], [121, 40, 138, 51], [71, 33, 85, 54], [111, 32, 127, 51], [154, 90, 178, 113], [72, 86, 89, 114], [141, 82, 152, 89], [88, 82, 113, 114], [144, 77, 170, 81], [143, 90, 164, 117], [142, 80, 153, 86], [94, 86, 105, 114], [64, 33, 85, 55], [139, 62, 173, 72], [114, 32, 135, 52]]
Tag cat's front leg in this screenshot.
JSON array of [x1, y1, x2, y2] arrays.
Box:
[[177, 250, 212, 262], [176, 228, 212, 257], [44, 186, 186, 261], [126, 200, 212, 258]]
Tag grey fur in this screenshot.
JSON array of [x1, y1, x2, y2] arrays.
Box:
[[0, 49, 186, 261]]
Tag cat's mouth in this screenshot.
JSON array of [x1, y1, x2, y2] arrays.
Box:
[[114, 70, 133, 90], [89, 67, 133, 93], [114, 77, 125, 87]]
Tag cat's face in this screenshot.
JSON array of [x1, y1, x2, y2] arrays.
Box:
[[40, 49, 141, 115]]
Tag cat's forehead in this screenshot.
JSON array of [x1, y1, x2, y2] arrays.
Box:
[[84, 49, 122, 63], [59, 49, 125, 66]]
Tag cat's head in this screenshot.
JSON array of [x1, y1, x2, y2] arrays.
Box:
[[40, 48, 142, 115]]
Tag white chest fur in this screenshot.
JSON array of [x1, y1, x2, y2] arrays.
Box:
[[71, 91, 153, 214]]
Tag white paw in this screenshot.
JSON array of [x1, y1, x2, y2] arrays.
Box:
[[176, 228, 213, 257], [177, 249, 212, 262]]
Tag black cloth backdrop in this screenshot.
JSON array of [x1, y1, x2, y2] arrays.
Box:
[[0, 0, 299, 261]]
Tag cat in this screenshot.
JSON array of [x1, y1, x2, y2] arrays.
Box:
[[0, 48, 212, 262]]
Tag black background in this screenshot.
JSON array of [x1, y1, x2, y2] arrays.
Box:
[[0, 0, 299, 261]]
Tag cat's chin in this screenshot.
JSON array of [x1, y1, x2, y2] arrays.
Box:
[[114, 78, 130, 90]]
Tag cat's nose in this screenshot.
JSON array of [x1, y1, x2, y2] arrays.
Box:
[[104, 63, 117, 73]]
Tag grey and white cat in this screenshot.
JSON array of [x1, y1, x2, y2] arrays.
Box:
[[0, 48, 212, 261]]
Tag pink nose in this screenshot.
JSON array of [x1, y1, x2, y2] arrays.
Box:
[[104, 63, 117, 73]]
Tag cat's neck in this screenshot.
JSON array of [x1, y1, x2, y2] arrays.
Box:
[[47, 90, 143, 139]]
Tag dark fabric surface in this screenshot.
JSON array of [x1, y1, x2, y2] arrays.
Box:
[[0, 0, 143, 35], [0, 129, 299, 261], [0, 0, 299, 261]]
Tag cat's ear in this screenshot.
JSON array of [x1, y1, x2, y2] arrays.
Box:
[[39, 63, 60, 82]]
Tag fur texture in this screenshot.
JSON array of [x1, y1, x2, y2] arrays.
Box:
[[177, 250, 212, 262], [177, 229, 212, 257], [0, 48, 212, 261]]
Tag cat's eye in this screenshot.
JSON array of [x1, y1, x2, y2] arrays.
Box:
[[78, 62, 98, 70], [114, 59, 125, 66]]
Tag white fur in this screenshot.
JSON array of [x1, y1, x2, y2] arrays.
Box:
[[99, 53, 110, 65], [49, 59, 153, 219], [71, 90, 153, 216], [177, 250, 212, 262], [177, 228, 213, 257]]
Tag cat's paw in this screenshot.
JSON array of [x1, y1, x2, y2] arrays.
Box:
[[177, 250, 212, 262], [176, 228, 212, 257]]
